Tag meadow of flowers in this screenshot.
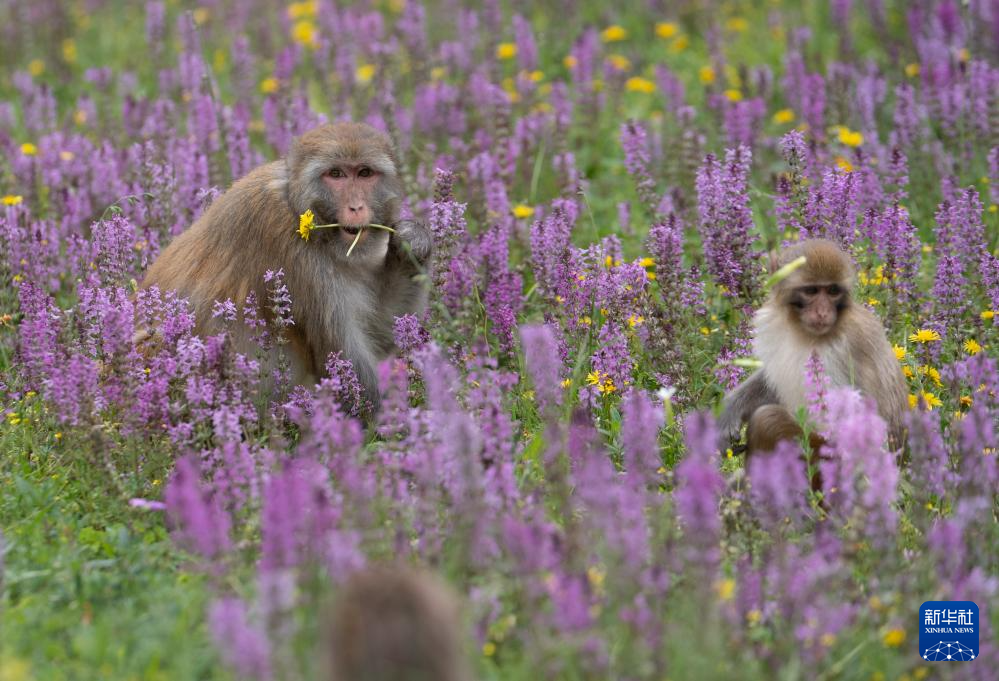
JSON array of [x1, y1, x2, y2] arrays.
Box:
[[0, 1, 997, 679]]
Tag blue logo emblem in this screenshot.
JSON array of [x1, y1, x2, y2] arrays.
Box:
[[919, 601, 979, 662]]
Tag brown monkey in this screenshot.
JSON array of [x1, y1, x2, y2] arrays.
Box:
[[140, 122, 431, 405], [326, 567, 471, 681], [719, 239, 907, 454]]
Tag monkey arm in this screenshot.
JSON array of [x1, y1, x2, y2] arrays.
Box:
[[717, 370, 780, 448]]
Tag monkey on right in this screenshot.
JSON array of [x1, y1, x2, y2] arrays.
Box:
[[718, 239, 908, 457]]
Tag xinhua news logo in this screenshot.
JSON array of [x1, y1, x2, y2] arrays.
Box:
[[919, 601, 979, 662]]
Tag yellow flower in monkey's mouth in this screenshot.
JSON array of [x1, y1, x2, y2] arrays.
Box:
[[298, 209, 315, 241]]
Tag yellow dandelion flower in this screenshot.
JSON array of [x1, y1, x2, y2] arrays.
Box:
[[669, 35, 689, 52], [598, 378, 616, 394], [639, 257, 654, 267], [528, 70, 544, 82], [291, 20, 318, 48], [2, 195, 23, 206], [587, 565, 606, 589], [586, 370, 603, 386], [560, 378, 572, 388], [724, 89, 743, 102], [903, 366, 914, 379], [298, 209, 315, 241], [920, 392, 942, 409], [820, 633, 836, 647], [893, 345, 906, 361], [607, 54, 631, 71], [563, 55, 578, 70], [918, 365, 942, 386], [882, 628, 906, 648], [837, 127, 864, 147], [964, 339, 982, 355], [20, 143, 38, 156], [627, 315, 644, 328], [62, 38, 77, 63], [28, 59, 45, 77], [715, 578, 735, 602], [655, 22, 678, 39], [580, 315, 592, 326], [73, 109, 88, 125], [909, 329, 942, 343], [905, 63, 920, 78], [646, 271, 656, 280], [192, 7, 210, 25], [959, 395, 973, 407], [773, 108, 795, 124], [482, 642, 496, 657], [260, 77, 279, 94], [512, 204, 534, 219], [957, 47, 970, 62], [700, 326, 710, 335], [625, 76, 656, 93], [60, 150, 75, 162], [981, 310, 995, 320], [747, 609, 762, 625], [355, 64, 376, 84], [287, 1, 319, 20], [430, 66, 446, 81], [601, 25, 627, 42], [496, 43, 517, 60], [989, 205, 997, 213], [726, 17, 749, 32], [699, 66, 716, 84], [834, 156, 853, 173]]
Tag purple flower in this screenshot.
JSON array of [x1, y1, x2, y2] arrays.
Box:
[[164, 456, 232, 561], [520, 323, 564, 416], [208, 598, 272, 680]]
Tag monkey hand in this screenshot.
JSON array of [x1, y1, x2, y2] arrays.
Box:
[[390, 219, 433, 265]]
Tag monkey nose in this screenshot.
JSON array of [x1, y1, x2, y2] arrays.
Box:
[[348, 203, 364, 213]]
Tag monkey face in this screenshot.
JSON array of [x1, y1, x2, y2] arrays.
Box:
[[788, 283, 846, 336]]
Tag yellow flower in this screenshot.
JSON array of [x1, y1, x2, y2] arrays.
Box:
[[918, 365, 942, 387], [28, 59, 45, 77], [627, 315, 644, 328], [837, 127, 864, 147], [655, 22, 678, 39], [291, 20, 318, 48], [625, 77, 656, 93], [496, 43, 517, 60], [892, 345, 906, 361], [1, 195, 23, 206], [909, 329, 941, 343], [959, 395, 973, 407], [746, 609, 762, 625], [981, 310, 995, 320], [298, 209, 315, 241], [598, 378, 616, 394], [773, 108, 795, 124], [512, 204, 534, 219], [563, 55, 578, 70], [726, 17, 749, 32], [601, 25, 627, 42], [964, 339, 982, 355], [587, 565, 606, 590], [260, 77, 279, 94], [355, 64, 376, 84], [882, 628, 906, 648], [834, 156, 853, 173], [919, 392, 943, 409], [669, 35, 689, 52], [73, 109, 88, 125], [820, 633, 836, 647], [192, 7, 209, 24], [905, 63, 920, 78], [607, 54, 631, 71], [699, 66, 715, 84], [957, 47, 970, 62], [62, 38, 77, 63], [527, 70, 544, 82], [639, 257, 654, 268], [20, 143, 38, 156], [287, 1, 318, 19], [724, 89, 742, 102], [560, 378, 572, 388], [60, 150, 75, 162], [715, 578, 735, 602], [586, 370, 603, 386], [482, 642, 496, 657]]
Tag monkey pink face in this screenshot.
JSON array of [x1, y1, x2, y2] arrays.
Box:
[[789, 283, 846, 336], [322, 165, 380, 236]]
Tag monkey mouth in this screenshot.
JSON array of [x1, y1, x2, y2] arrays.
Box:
[[340, 225, 365, 236]]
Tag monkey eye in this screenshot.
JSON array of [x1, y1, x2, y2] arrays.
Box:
[[328, 168, 345, 178], [827, 284, 841, 296], [802, 286, 819, 296], [358, 167, 373, 178]]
